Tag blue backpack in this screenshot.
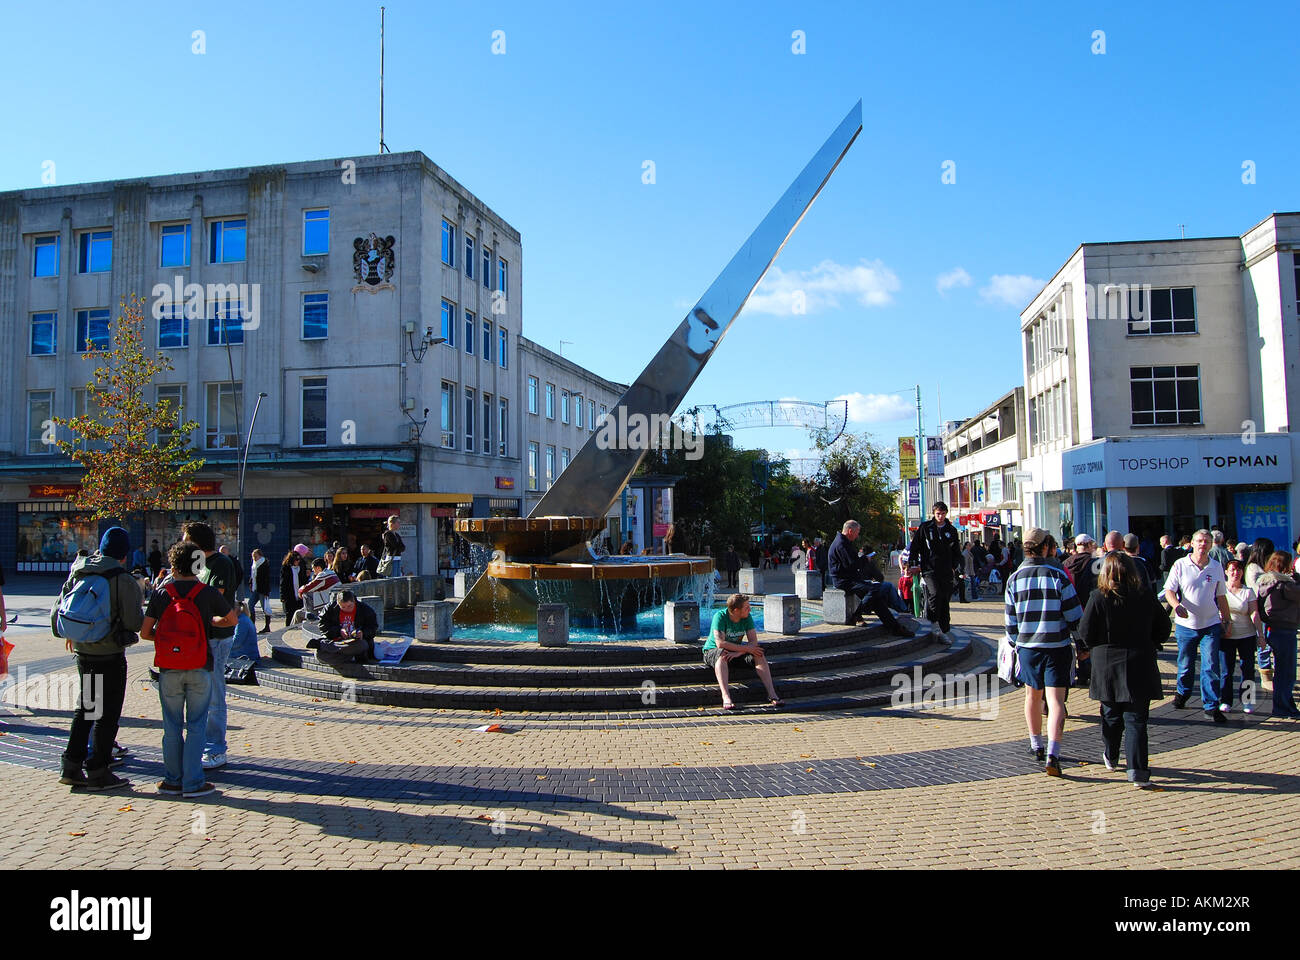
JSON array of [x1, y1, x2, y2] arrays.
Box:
[[55, 566, 126, 647]]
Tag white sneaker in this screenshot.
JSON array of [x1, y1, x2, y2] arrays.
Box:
[[1102, 754, 1117, 771], [1219, 703, 1232, 714], [1243, 704, 1255, 714], [201, 752, 227, 770]]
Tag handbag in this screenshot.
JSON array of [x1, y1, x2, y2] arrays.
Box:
[[224, 655, 257, 684], [997, 637, 1021, 686], [376, 553, 395, 577]]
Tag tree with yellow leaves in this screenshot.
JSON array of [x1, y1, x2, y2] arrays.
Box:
[[53, 295, 206, 522]]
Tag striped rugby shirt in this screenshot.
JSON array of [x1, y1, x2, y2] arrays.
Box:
[[1004, 559, 1083, 649]]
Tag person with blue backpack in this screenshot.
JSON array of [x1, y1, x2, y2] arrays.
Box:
[[52, 527, 143, 792]]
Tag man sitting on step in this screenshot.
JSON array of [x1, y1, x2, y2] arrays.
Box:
[[312, 591, 379, 664], [828, 520, 914, 638]]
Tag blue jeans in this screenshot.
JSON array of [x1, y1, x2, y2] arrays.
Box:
[[205, 635, 234, 756], [159, 668, 212, 792], [389, 557, 402, 578], [880, 581, 908, 613], [1266, 626, 1299, 717], [1174, 623, 1223, 708]]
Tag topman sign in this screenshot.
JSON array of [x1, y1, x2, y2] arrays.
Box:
[[1063, 435, 1291, 489]]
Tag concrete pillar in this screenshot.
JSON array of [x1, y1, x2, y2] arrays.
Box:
[[794, 569, 822, 600], [664, 601, 700, 643], [822, 588, 858, 626], [537, 603, 569, 647], [763, 594, 801, 635], [420, 574, 439, 602], [1105, 487, 1130, 538], [359, 595, 384, 633], [414, 600, 455, 642], [454, 570, 472, 598], [405, 576, 422, 605], [738, 567, 764, 594]]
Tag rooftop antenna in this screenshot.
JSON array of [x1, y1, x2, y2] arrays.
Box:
[[1178, 223, 1185, 238], [559, 339, 573, 357], [379, 6, 390, 154]]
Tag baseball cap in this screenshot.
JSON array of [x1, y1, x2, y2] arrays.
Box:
[[1075, 534, 1095, 546], [1023, 527, 1053, 551], [293, 543, 311, 557]]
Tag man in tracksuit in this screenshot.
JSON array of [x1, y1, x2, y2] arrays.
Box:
[[908, 502, 962, 643]]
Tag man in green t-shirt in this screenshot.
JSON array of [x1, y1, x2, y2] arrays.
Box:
[[703, 593, 783, 711]]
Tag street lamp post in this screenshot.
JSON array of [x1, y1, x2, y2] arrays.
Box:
[[237, 391, 269, 592]]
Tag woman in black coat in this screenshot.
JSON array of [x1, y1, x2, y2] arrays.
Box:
[[1078, 552, 1171, 788], [279, 550, 305, 628]]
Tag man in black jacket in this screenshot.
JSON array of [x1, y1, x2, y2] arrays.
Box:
[[353, 544, 380, 580], [828, 521, 913, 637], [907, 502, 962, 643], [316, 592, 379, 662]]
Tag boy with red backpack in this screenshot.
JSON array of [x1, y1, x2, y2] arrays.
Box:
[[139, 541, 239, 798]]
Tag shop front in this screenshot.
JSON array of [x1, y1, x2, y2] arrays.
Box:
[[17, 497, 101, 572]]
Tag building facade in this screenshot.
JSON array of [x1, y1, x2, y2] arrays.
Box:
[[0, 152, 627, 576], [1017, 213, 1299, 550], [940, 387, 1027, 543]]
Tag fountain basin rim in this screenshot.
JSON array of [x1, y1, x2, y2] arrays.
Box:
[[487, 557, 714, 581]]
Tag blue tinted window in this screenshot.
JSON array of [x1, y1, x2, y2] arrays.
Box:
[[441, 220, 455, 266], [76, 309, 110, 352], [33, 235, 59, 277], [482, 246, 490, 288], [160, 224, 191, 267], [498, 328, 507, 368], [303, 209, 329, 256], [79, 231, 112, 273], [466, 236, 475, 279], [498, 257, 508, 295], [441, 300, 455, 346], [209, 219, 247, 263], [158, 307, 189, 348], [483, 319, 491, 360], [302, 293, 328, 339], [30, 312, 57, 355], [207, 300, 245, 345]]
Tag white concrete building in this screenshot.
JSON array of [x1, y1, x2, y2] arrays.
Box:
[[940, 387, 1027, 543], [1018, 213, 1299, 552]]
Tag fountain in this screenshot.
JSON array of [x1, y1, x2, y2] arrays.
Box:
[[453, 101, 864, 634]]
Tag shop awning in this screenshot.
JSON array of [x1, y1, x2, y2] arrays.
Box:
[[333, 493, 473, 504]]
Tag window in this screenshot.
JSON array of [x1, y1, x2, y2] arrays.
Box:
[[441, 220, 456, 267], [441, 300, 456, 347], [498, 398, 508, 456], [28, 391, 54, 455], [303, 209, 329, 256], [560, 448, 570, 473], [528, 442, 539, 490], [527, 376, 539, 414], [482, 246, 491, 289], [589, 399, 596, 432], [599, 404, 607, 426], [498, 327, 507, 368], [78, 230, 111, 273], [158, 304, 189, 348], [160, 223, 191, 267], [1129, 287, 1196, 336], [207, 298, 244, 345], [545, 382, 555, 419], [482, 318, 491, 361], [465, 236, 475, 279], [30, 312, 56, 355], [545, 445, 555, 487], [205, 382, 242, 450], [302, 378, 327, 446], [33, 234, 60, 277], [208, 219, 246, 264], [1130, 365, 1201, 426], [440, 381, 455, 448], [72, 388, 110, 452], [483, 392, 492, 454], [465, 310, 475, 354], [575, 394, 584, 429], [302, 292, 328, 339], [498, 257, 508, 295], [465, 387, 476, 452], [157, 385, 186, 444], [75, 309, 110, 353], [561, 390, 570, 424]]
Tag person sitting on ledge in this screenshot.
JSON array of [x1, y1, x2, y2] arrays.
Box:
[[829, 521, 914, 637], [703, 593, 783, 711], [298, 558, 340, 619], [312, 590, 378, 663]]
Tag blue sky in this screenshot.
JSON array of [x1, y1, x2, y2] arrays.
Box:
[[5, 0, 1297, 473]]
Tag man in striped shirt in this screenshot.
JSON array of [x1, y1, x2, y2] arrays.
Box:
[[1005, 526, 1083, 776]]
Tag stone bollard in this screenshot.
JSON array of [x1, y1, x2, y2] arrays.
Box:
[[664, 601, 700, 643], [395, 576, 414, 608], [537, 603, 569, 647], [822, 588, 859, 626], [405, 576, 422, 605], [454, 570, 473, 599], [420, 575, 439, 602], [359, 595, 385, 633], [763, 594, 801, 635], [794, 569, 823, 600], [738, 567, 764, 594], [414, 600, 455, 642]]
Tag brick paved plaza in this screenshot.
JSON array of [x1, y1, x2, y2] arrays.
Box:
[[3, 574, 1297, 871]]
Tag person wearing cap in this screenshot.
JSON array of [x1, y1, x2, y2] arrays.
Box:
[[280, 547, 308, 628], [52, 526, 143, 792], [1004, 527, 1084, 776]]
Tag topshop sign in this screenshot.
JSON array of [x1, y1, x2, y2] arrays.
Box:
[[1063, 435, 1291, 489]]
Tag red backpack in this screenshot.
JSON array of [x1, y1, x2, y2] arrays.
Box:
[[154, 581, 209, 670]]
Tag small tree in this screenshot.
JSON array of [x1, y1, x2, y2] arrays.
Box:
[[53, 295, 205, 521]]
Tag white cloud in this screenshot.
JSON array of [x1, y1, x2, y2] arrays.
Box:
[[744, 258, 900, 316], [979, 274, 1045, 308], [935, 267, 972, 295], [834, 392, 914, 424]]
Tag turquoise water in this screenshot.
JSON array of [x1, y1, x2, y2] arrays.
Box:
[[386, 603, 823, 643]]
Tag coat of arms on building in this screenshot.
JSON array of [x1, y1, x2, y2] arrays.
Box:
[[352, 233, 396, 293]]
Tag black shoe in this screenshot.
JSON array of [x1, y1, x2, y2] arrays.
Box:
[[1030, 746, 1045, 763], [107, 756, 126, 768], [890, 624, 914, 638], [80, 770, 129, 792], [1209, 710, 1226, 724], [59, 765, 89, 787], [1172, 693, 1188, 709], [1044, 755, 1062, 777]]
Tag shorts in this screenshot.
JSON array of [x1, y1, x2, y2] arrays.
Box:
[[703, 647, 755, 670], [1016, 645, 1073, 690]]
